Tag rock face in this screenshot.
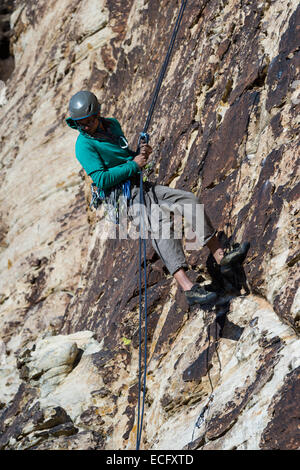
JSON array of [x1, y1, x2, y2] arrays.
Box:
[[0, 0, 299, 450], [0, 0, 15, 82]]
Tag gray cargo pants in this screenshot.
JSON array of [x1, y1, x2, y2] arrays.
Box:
[[129, 183, 216, 275]]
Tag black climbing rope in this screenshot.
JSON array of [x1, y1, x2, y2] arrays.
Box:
[[135, 0, 188, 451], [142, 0, 188, 136], [189, 312, 222, 449], [136, 172, 148, 451]]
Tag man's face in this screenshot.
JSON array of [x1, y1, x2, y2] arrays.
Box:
[[76, 114, 99, 135]]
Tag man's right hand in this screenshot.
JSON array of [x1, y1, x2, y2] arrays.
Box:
[[133, 153, 148, 169], [133, 143, 153, 168]]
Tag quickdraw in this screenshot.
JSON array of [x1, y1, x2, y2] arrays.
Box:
[[90, 180, 132, 225]]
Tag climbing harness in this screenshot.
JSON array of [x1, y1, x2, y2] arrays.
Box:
[[89, 180, 132, 224], [135, 0, 188, 451], [87, 120, 133, 223], [88, 131, 132, 224]]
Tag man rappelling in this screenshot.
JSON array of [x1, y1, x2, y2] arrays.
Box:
[[66, 90, 250, 307]]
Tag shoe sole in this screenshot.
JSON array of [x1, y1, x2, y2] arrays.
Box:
[[215, 294, 236, 306], [187, 292, 217, 306], [220, 242, 250, 267]]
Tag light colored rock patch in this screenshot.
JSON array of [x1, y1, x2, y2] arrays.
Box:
[[17, 331, 102, 400]]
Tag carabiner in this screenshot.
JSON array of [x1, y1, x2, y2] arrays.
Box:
[[138, 132, 150, 146], [119, 135, 129, 149]]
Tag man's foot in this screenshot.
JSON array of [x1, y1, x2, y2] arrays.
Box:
[[215, 292, 236, 306], [213, 247, 224, 264], [185, 284, 217, 306], [220, 242, 250, 267]]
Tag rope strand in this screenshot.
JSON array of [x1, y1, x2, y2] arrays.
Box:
[[135, 0, 188, 450], [143, 0, 188, 134]]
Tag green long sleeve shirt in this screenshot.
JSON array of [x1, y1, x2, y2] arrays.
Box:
[[66, 117, 140, 190]]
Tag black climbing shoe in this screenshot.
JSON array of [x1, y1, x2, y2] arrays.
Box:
[[220, 263, 250, 295], [206, 242, 250, 297], [215, 292, 236, 306], [185, 284, 217, 306], [220, 241, 250, 267]]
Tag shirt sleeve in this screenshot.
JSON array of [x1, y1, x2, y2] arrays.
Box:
[[89, 160, 140, 190], [75, 137, 140, 190]]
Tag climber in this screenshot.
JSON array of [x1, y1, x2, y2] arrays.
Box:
[[66, 91, 249, 306]]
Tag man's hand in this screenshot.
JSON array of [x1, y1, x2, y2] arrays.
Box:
[[140, 143, 152, 157], [133, 143, 153, 168]]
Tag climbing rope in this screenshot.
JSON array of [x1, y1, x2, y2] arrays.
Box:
[[135, 0, 188, 451], [189, 312, 222, 449], [136, 171, 148, 450], [142, 0, 188, 136]]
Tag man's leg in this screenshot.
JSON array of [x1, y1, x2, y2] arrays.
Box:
[[173, 233, 223, 291], [173, 268, 193, 291], [131, 183, 249, 303], [149, 185, 224, 290], [206, 234, 224, 264], [139, 185, 220, 304]]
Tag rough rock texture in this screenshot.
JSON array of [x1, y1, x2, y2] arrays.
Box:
[[0, 0, 299, 450], [0, 0, 15, 82]]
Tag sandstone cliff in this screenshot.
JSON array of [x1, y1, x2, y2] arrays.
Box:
[[0, 0, 299, 450]]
